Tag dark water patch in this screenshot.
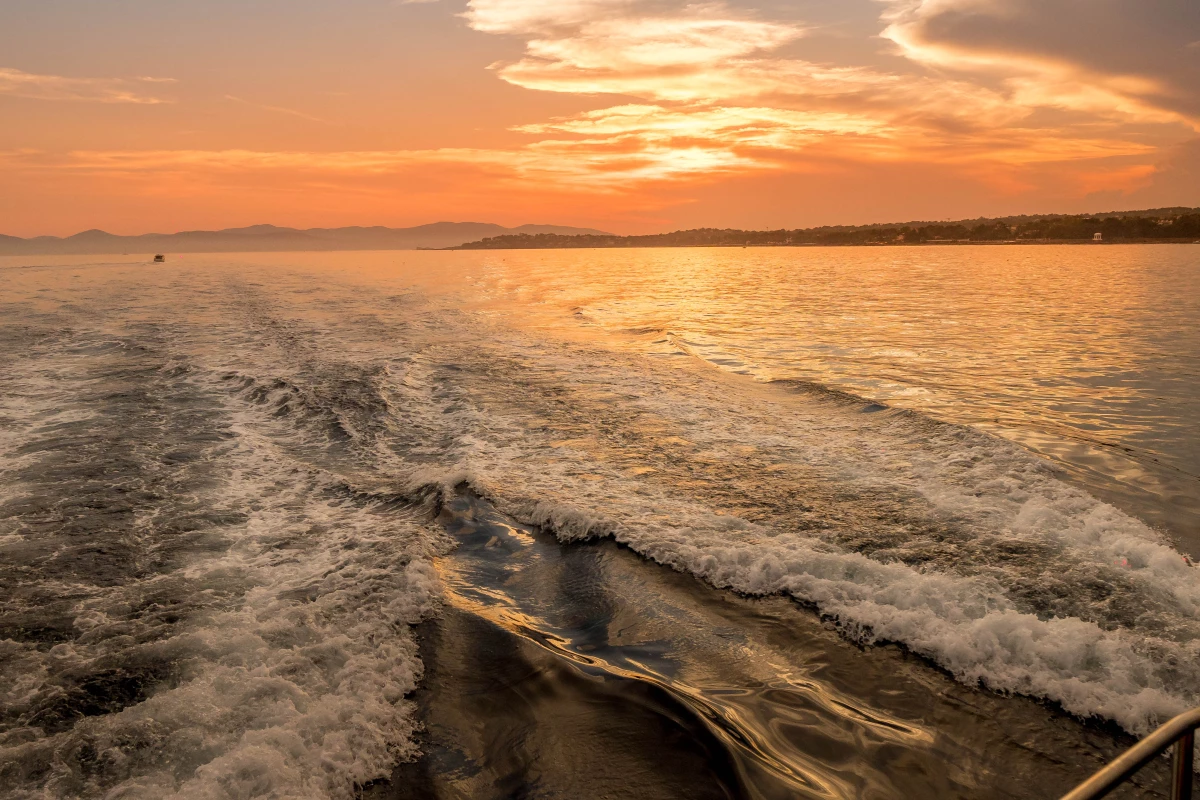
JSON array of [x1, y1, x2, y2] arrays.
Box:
[[19, 657, 181, 736], [0, 607, 81, 647], [221, 364, 393, 451], [371, 492, 1173, 799], [386, 604, 743, 800]]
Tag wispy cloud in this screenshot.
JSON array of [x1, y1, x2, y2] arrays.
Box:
[[224, 95, 331, 124], [0, 67, 175, 104], [449, 0, 1177, 185], [0, 143, 744, 188], [465, 0, 805, 101]]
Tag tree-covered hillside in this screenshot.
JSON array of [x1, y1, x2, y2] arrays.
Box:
[[455, 208, 1200, 249]]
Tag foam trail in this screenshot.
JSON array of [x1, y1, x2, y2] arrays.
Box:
[[0, 324, 443, 799], [370, 324, 1200, 737], [207, 266, 1200, 737]]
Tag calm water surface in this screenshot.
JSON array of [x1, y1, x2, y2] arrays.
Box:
[[0, 246, 1196, 799]]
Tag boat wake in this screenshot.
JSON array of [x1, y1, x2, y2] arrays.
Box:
[[1, 257, 1196, 797]]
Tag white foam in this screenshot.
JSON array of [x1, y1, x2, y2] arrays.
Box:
[[373, 322, 1200, 737], [0, 376, 444, 799], [467, 477, 1199, 735], [210, 276, 1200, 737]]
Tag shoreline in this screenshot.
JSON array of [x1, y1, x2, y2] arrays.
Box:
[[4, 239, 1199, 258], [449, 238, 1200, 251]]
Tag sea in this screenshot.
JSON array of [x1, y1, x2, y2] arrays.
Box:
[[1, 244, 1197, 799]]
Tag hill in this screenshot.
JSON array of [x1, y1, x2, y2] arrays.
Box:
[[0, 222, 610, 255], [454, 208, 1200, 250]]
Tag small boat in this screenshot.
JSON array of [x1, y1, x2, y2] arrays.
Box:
[[153, 254, 165, 263]]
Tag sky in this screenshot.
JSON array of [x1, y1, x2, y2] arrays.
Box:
[[1, 0, 1198, 236]]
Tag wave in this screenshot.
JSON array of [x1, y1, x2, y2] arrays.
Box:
[[206, 286, 1200, 737], [454, 485, 1196, 736], [372, 331, 1200, 737]]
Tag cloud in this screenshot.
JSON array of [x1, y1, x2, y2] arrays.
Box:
[[461, 0, 1200, 136], [881, 0, 1200, 127], [459, 0, 1194, 144], [0, 67, 175, 104], [1115, 137, 1200, 207], [460, 0, 1027, 165], [465, 0, 803, 99], [224, 95, 331, 124], [0, 142, 748, 189], [462, 0, 1021, 129], [3, 1, 1161, 197], [448, 0, 1176, 186], [5, 1, 1193, 229]]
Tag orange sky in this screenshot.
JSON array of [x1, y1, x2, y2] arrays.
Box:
[[2, 0, 1198, 236]]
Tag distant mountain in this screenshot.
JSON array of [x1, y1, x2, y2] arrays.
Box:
[[0, 222, 611, 255]]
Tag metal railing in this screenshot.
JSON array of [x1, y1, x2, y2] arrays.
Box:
[[1062, 708, 1200, 800]]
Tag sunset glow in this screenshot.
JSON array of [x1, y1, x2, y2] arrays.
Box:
[[2, 0, 1197, 235], [5, 5, 1200, 796]]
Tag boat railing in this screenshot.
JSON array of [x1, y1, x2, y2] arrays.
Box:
[[1061, 707, 1200, 800]]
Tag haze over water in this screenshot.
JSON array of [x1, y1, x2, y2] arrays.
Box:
[[1, 245, 1198, 799]]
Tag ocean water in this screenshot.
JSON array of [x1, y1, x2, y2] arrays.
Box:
[[0, 245, 1197, 798]]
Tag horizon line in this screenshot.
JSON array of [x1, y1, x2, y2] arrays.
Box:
[[5, 203, 1200, 241]]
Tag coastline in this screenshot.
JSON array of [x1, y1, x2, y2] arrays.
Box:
[[4, 240, 1198, 260], [449, 238, 1200, 251]]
